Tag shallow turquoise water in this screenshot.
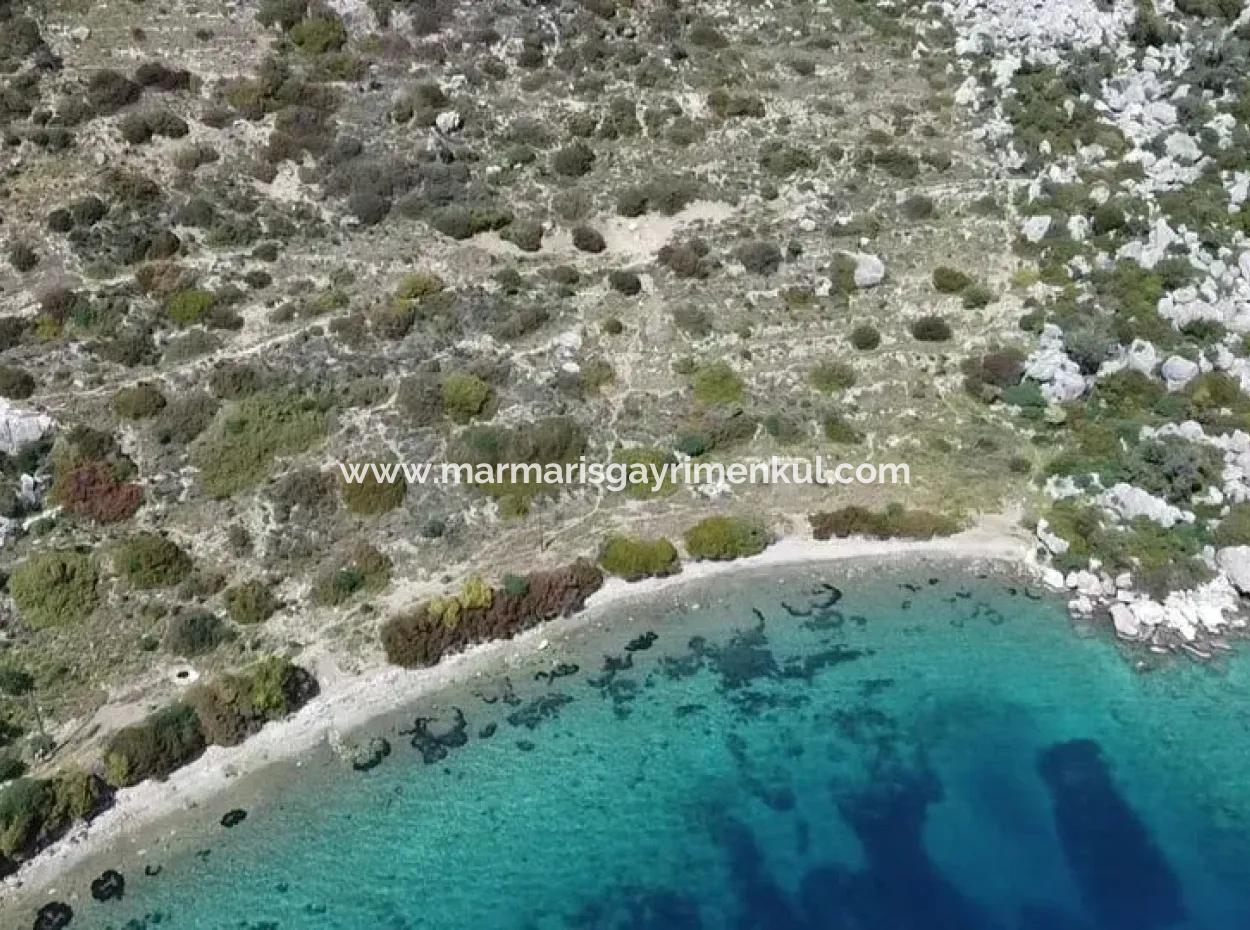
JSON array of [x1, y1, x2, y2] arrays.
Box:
[[28, 564, 1250, 930]]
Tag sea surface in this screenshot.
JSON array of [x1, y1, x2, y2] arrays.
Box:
[[24, 562, 1250, 930]]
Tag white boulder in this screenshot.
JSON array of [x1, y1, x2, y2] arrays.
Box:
[[853, 253, 885, 289]]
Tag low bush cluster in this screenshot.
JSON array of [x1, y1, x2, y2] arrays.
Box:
[[0, 770, 108, 873], [9, 550, 99, 629], [103, 703, 205, 788], [164, 610, 232, 658], [223, 579, 279, 625], [381, 560, 604, 668], [310, 542, 392, 606], [691, 360, 745, 406], [116, 532, 193, 589], [104, 657, 316, 788], [599, 535, 681, 581], [339, 461, 407, 515], [441, 371, 493, 423], [113, 382, 167, 419], [810, 504, 958, 541], [186, 657, 317, 747], [683, 515, 771, 561], [192, 393, 329, 497]]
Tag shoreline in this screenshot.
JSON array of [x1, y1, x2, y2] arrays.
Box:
[[0, 518, 1038, 905]]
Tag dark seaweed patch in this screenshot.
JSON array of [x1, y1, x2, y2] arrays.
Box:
[[1038, 739, 1185, 929], [90, 869, 125, 901], [625, 631, 657, 652], [535, 662, 579, 685], [33, 901, 72, 930], [220, 809, 247, 828], [505, 693, 573, 730], [401, 707, 470, 762]]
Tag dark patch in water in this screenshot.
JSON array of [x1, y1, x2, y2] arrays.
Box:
[[625, 631, 657, 652], [474, 677, 521, 707], [401, 707, 470, 763], [506, 693, 573, 730], [1018, 904, 1097, 930], [1038, 739, 1186, 929], [535, 662, 580, 685], [33, 901, 72, 930], [479, 722, 497, 739], [780, 644, 866, 682], [858, 677, 894, 697], [516, 739, 535, 752], [143, 864, 162, 877], [568, 887, 703, 929], [674, 703, 705, 718], [90, 869, 125, 902], [801, 609, 845, 633], [659, 615, 779, 691], [220, 809, 247, 828]]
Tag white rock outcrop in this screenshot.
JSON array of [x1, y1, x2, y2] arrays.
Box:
[[853, 253, 885, 289], [0, 401, 53, 455]]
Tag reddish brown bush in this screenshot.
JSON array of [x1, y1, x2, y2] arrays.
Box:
[[51, 462, 142, 524], [381, 560, 603, 668]]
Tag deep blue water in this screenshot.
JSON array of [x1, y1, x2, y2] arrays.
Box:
[[22, 565, 1250, 930]]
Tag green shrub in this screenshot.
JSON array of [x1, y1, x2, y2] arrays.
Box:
[[684, 515, 771, 561], [910, 316, 952, 341], [0, 771, 107, 862], [166, 289, 216, 326], [339, 462, 407, 515], [932, 266, 972, 293], [552, 141, 595, 177], [9, 550, 99, 629], [311, 542, 392, 606], [441, 371, 493, 423], [116, 533, 193, 589], [0, 366, 35, 400], [1215, 503, 1250, 547], [810, 504, 958, 540], [164, 611, 232, 658], [707, 88, 765, 119], [450, 417, 588, 508], [615, 447, 678, 499], [113, 382, 167, 419], [193, 393, 329, 497], [223, 580, 279, 625], [0, 778, 50, 858], [103, 703, 206, 788], [809, 360, 856, 392], [395, 272, 444, 300], [850, 324, 881, 350], [691, 361, 745, 406], [599, 535, 681, 581], [290, 15, 347, 54], [187, 657, 316, 746], [822, 412, 861, 444]]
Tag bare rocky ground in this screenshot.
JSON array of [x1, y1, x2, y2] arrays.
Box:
[[3, 0, 1249, 790]]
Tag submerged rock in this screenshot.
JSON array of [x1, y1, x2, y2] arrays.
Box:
[[33, 902, 72, 930], [220, 809, 247, 828], [90, 869, 125, 902]]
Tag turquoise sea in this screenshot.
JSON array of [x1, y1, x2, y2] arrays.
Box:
[[19, 562, 1250, 930]]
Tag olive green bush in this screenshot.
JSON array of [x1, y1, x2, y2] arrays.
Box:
[[599, 535, 681, 581], [223, 580, 279, 625], [193, 393, 329, 497], [683, 516, 771, 561], [9, 550, 99, 629]]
